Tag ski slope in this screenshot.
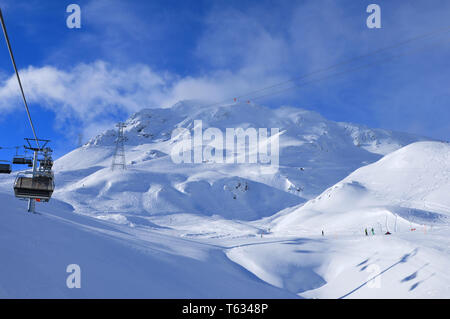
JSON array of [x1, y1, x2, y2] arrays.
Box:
[[52, 100, 427, 220], [235, 141, 450, 298], [0, 191, 295, 298], [0, 101, 448, 298], [273, 141, 450, 234]]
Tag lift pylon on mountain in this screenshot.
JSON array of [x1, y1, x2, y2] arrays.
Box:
[[111, 122, 127, 171]]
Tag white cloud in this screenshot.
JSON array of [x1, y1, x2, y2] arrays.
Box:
[[0, 60, 287, 139], [0, 61, 166, 137], [1, 0, 449, 142]]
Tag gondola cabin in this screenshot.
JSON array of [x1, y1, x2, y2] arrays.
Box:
[[12, 156, 32, 165], [0, 161, 11, 174], [13, 175, 54, 201]]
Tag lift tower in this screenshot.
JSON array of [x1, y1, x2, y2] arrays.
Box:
[[111, 123, 127, 171]]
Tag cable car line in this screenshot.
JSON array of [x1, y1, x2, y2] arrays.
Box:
[[248, 36, 450, 102], [0, 9, 54, 213], [197, 25, 450, 109]]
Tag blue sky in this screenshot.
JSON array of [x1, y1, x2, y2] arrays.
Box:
[[0, 0, 449, 160]]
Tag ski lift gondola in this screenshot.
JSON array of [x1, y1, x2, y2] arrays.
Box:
[[1, 9, 55, 212], [13, 140, 55, 203], [13, 157, 33, 166], [12, 157, 25, 164], [13, 173, 54, 201], [12, 147, 33, 165], [0, 160, 12, 174], [0, 148, 12, 173], [12, 139, 55, 206]]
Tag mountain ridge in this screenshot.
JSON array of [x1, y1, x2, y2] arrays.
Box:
[[52, 100, 432, 221]]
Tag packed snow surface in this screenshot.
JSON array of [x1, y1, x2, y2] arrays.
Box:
[[0, 101, 448, 298]]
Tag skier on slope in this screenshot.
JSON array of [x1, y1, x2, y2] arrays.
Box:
[[365, 228, 368, 236], [371, 228, 375, 235], [322, 230, 324, 236]]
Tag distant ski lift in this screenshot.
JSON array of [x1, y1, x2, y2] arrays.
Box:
[[0, 160, 12, 174], [12, 148, 33, 165], [12, 156, 33, 165], [13, 156, 24, 164], [13, 173, 54, 202]]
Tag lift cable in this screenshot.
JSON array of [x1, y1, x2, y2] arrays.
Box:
[[0, 146, 19, 150], [0, 9, 40, 150], [249, 36, 450, 102], [197, 25, 450, 109]]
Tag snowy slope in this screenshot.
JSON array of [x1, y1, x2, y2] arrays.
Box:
[[223, 142, 450, 298], [225, 229, 450, 298], [0, 190, 295, 298], [1, 101, 447, 299], [273, 141, 450, 234], [53, 100, 428, 221]]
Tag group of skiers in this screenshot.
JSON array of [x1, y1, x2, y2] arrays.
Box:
[[320, 228, 376, 237]]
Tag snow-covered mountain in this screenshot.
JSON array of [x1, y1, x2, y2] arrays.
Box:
[[228, 142, 450, 298], [227, 141, 450, 298], [271, 141, 450, 233], [1, 101, 449, 299], [53, 100, 428, 221]]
